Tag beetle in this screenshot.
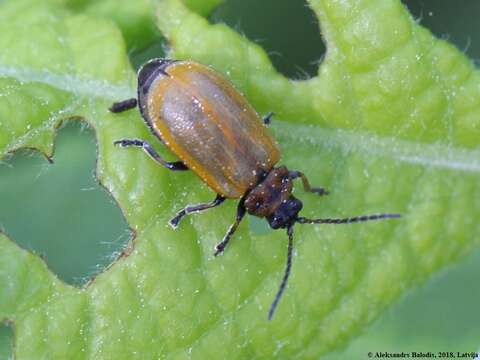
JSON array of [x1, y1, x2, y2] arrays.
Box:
[[110, 58, 400, 320]]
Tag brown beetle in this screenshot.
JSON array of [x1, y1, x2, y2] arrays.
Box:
[[110, 59, 400, 320]]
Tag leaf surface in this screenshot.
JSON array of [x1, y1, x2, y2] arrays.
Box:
[[1, 0, 479, 358]]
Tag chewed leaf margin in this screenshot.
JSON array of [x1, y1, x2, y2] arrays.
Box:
[[0, 0, 480, 359]]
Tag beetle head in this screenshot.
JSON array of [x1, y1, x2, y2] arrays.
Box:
[[244, 166, 302, 229], [266, 196, 303, 229]]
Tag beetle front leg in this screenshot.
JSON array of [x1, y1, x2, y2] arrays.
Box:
[[214, 199, 246, 256], [114, 139, 189, 171], [288, 171, 328, 196], [169, 194, 226, 229]]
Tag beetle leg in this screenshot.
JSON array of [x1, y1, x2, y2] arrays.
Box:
[[169, 194, 226, 229], [263, 112, 274, 125], [114, 139, 188, 171], [109, 98, 138, 113], [288, 171, 328, 196], [214, 199, 246, 256]]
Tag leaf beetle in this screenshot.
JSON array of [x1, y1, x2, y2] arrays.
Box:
[[110, 59, 400, 320]]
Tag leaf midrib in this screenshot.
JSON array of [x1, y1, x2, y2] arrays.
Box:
[[3, 65, 479, 174], [0, 65, 133, 101]]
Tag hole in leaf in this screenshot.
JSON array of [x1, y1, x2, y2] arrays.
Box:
[[129, 40, 167, 71], [402, 0, 480, 60], [0, 323, 13, 360], [0, 121, 131, 286], [211, 0, 325, 79]]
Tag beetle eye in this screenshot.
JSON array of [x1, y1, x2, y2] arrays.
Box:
[[254, 197, 269, 211]]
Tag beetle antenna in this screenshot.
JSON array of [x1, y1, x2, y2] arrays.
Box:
[[268, 224, 294, 320], [296, 213, 400, 225]]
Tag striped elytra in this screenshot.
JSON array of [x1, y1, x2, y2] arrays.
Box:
[[138, 60, 280, 198]]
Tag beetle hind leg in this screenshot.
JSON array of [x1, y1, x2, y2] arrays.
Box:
[[289, 170, 328, 196], [114, 139, 188, 171], [169, 194, 226, 229], [109, 98, 138, 113]]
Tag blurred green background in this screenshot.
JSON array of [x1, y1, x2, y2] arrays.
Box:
[[1, 0, 480, 358]]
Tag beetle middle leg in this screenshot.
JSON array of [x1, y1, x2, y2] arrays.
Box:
[[289, 171, 328, 196], [114, 139, 188, 171], [214, 199, 246, 256], [169, 194, 226, 229], [263, 112, 274, 125]]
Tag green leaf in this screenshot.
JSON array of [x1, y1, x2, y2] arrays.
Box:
[[65, 0, 158, 50], [1, 0, 479, 358]]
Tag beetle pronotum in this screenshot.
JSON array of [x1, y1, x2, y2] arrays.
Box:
[[110, 59, 400, 320]]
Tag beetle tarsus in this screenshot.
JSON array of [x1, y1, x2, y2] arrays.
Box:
[[169, 195, 226, 228], [168, 214, 182, 229], [214, 200, 246, 256], [114, 139, 143, 147], [310, 187, 329, 196], [288, 171, 328, 196], [109, 98, 138, 113], [263, 112, 274, 125], [213, 243, 225, 256]]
